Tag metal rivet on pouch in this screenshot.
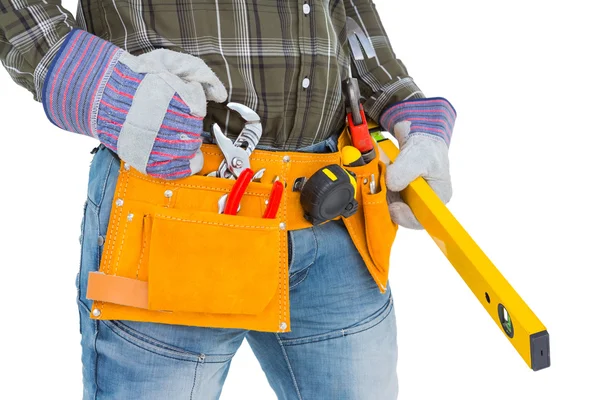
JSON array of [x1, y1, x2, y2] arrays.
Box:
[[279, 322, 287, 331], [115, 199, 124, 207], [279, 222, 286, 230], [282, 155, 291, 163], [97, 236, 105, 246], [164, 190, 173, 198], [124, 163, 130, 171], [127, 213, 134, 222], [265, 199, 269, 205], [92, 309, 101, 317], [363, 178, 368, 185]]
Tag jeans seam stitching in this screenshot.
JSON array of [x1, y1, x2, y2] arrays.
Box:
[[289, 267, 311, 290], [101, 320, 201, 362], [77, 200, 88, 303], [93, 320, 99, 400], [112, 320, 206, 358], [275, 333, 304, 400], [190, 360, 199, 400], [288, 227, 319, 289], [281, 296, 394, 346], [87, 149, 117, 208], [311, 226, 319, 268], [113, 320, 184, 353], [284, 302, 393, 347], [288, 227, 318, 290], [106, 321, 234, 363], [78, 299, 92, 314]]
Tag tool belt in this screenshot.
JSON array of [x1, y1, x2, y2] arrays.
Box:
[[86, 128, 398, 332]]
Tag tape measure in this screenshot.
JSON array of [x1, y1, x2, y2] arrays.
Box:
[[300, 164, 358, 225]]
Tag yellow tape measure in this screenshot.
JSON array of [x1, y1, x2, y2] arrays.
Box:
[[299, 164, 358, 225]]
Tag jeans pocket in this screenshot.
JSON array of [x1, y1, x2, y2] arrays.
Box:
[[279, 294, 395, 346], [76, 200, 88, 294], [87, 144, 120, 208], [101, 320, 208, 362], [288, 227, 318, 290], [79, 146, 119, 309], [78, 200, 101, 309]]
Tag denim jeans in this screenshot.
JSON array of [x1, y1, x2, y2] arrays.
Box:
[[77, 143, 398, 399]]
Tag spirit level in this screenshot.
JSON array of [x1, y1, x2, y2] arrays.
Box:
[[376, 136, 550, 371]]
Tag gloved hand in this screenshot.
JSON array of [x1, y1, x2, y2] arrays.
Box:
[[43, 29, 227, 179], [380, 98, 457, 229]]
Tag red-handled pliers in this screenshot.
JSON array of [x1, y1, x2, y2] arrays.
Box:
[[219, 171, 284, 218], [222, 168, 254, 215], [212, 103, 283, 218], [263, 178, 284, 219]]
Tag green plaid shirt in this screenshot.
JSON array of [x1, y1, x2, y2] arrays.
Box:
[[0, 0, 423, 149]]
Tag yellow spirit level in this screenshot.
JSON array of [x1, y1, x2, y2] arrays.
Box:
[[376, 135, 550, 371]]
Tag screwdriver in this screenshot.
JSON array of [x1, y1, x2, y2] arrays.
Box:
[[342, 146, 366, 167]]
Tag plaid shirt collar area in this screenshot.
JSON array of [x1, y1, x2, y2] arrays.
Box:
[[1, 0, 423, 150]]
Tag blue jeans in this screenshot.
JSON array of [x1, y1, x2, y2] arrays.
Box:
[[77, 143, 398, 399]]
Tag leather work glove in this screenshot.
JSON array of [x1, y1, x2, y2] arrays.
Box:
[[380, 98, 457, 230], [43, 29, 227, 179]]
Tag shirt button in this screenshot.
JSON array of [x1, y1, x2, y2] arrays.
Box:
[[303, 3, 311, 15], [302, 77, 310, 89]]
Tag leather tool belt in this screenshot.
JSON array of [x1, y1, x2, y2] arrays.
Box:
[[86, 129, 398, 332]]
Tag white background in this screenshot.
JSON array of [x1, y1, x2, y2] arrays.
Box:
[[1, 1, 599, 399]]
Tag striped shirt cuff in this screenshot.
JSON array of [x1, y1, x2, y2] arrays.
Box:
[[380, 97, 457, 146], [42, 29, 123, 137]]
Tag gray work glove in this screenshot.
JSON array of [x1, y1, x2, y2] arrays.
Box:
[[43, 29, 227, 179], [386, 121, 452, 230]]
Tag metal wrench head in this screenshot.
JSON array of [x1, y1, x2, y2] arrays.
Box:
[[212, 102, 263, 178], [346, 17, 376, 60], [227, 102, 260, 124], [226, 102, 263, 155], [212, 124, 251, 178]]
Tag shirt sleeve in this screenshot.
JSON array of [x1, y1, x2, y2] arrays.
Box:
[[0, 0, 75, 101], [343, 0, 425, 125]]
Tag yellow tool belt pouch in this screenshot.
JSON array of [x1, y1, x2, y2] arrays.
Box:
[[86, 152, 290, 332], [336, 132, 399, 292], [87, 129, 398, 332], [146, 209, 280, 315]]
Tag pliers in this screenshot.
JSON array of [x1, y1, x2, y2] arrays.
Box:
[[217, 168, 255, 215], [212, 102, 262, 180], [213, 103, 283, 218], [263, 177, 284, 219], [217, 170, 283, 218]]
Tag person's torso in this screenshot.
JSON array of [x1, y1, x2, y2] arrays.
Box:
[[76, 0, 353, 150]]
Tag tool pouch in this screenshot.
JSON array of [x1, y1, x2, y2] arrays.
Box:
[[337, 132, 398, 292], [147, 209, 281, 315], [87, 130, 398, 331], [87, 163, 290, 333]]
